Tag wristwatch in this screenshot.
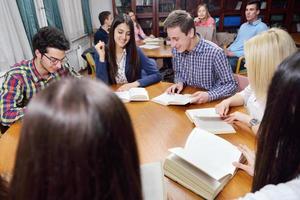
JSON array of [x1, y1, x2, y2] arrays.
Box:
[[249, 118, 260, 128]]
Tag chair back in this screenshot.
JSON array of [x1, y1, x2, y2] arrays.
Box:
[[196, 26, 217, 44], [234, 74, 249, 92]]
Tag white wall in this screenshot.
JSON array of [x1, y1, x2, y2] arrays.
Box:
[[90, 0, 113, 30]]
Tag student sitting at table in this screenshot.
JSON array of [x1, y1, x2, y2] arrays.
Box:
[[94, 11, 113, 45], [94, 14, 161, 91], [7, 78, 143, 200], [194, 3, 215, 28], [164, 10, 237, 104], [235, 51, 300, 199], [215, 28, 297, 134], [0, 27, 79, 133], [127, 10, 155, 43]]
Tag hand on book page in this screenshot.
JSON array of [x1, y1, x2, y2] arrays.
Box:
[[151, 93, 192, 106], [185, 108, 236, 134], [223, 111, 252, 126], [190, 91, 209, 104], [169, 128, 241, 180], [115, 88, 149, 103], [232, 144, 255, 176]]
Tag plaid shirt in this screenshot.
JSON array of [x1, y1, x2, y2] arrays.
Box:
[[172, 38, 237, 101], [0, 59, 79, 127]]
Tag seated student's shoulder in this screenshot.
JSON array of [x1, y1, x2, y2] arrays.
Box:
[[202, 39, 223, 53], [3, 60, 32, 80]]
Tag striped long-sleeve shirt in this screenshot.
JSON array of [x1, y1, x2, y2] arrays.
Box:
[[0, 59, 78, 127], [172, 38, 237, 101]]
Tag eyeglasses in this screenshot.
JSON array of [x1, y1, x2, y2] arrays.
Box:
[[43, 53, 68, 65]]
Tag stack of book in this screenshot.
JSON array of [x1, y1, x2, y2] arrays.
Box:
[[164, 128, 242, 199]]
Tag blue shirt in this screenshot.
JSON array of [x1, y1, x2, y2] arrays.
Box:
[[94, 47, 161, 87], [173, 38, 237, 101], [228, 19, 268, 57]]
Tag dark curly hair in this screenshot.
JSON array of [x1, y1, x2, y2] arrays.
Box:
[[32, 26, 70, 55]]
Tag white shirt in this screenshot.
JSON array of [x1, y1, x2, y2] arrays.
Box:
[[238, 85, 265, 120], [239, 177, 300, 200], [115, 50, 128, 84]]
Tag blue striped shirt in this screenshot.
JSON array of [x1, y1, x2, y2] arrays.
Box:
[[172, 38, 237, 101]]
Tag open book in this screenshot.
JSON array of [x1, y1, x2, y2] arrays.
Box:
[[140, 44, 160, 49], [141, 162, 166, 200], [115, 88, 149, 103], [151, 93, 192, 106], [185, 108, 236, 134], [164, 128, 242, 199], [144, 37, 162, 45]]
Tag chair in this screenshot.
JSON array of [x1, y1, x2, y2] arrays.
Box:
[[235, 56, 246, 74], [196, 26, 217, 44], [234, 74, 249, 92], [81, 47, 96, 78]]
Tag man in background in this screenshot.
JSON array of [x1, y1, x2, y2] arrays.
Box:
[[94, 11, 113, 45], [225, 0, 268, 72], [0, 27, 79, 133], [164, 10, 237, 104]]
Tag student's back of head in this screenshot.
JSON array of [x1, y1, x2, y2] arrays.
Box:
[[253, 51, 300, 192], [9, 78, 142, 200]]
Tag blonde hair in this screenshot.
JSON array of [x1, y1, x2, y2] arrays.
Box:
[[244, 28, 297, 102]]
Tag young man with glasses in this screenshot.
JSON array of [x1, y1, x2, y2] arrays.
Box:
[[0, 27, 79, 133]]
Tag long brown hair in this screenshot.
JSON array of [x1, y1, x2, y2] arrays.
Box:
[[252, 52, 300, 192], [107, 14, 139, 84], [9, 78, 142, 200]]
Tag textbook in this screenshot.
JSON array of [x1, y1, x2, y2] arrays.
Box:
[[115, 88, 149, 103], [164, 128, 242, 200], [144, 37, 162, 45], [185, 108, 236, 134], [141, 162, 166, 200], [151, 93, 192, 106]]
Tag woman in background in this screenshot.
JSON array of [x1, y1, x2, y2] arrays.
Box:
[[9, 78, 143, 200], [127, 10, 154, 43], [215, 28, 297, 134], [194, 4, 215, 28], [94, 14, 161, 91], [237, 51, 300, 199]]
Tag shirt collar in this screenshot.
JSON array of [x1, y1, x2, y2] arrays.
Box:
[[248, 19, 261, 26]]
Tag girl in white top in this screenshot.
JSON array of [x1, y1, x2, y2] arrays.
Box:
[[236, 51, 300, 200], [215, 28, 297, 134]]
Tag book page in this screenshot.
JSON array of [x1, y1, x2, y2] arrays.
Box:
[[169, 128, 241, 180], [139, 44, 160, 49], [129, 88, 149, 101], [185, 108, 236, 134], [115, 91, 130, 102], [152, 93, 192, 106], [141, 162, 166, 200]]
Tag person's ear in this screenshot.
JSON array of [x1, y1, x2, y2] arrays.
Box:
[[256, 9, 260, 16], [35, 49, 42, 59], [188, 28, 195, 38]]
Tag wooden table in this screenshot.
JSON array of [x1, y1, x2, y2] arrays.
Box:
[[140, 43, 172, 58], [0, 82, 255, 199], [291, 33, 300, 47]]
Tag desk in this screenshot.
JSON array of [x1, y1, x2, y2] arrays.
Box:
[[0, 82, 254, 199], [140, 43, 172, 58], [291, 33, 300, 47]]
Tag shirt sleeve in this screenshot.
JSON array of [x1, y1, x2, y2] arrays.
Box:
[[239, 178, 300, 200], [93, 49, 110, 84], [0, 75, 25, 126], [207, 50, 238, 101], [136, 48, 161, 87]]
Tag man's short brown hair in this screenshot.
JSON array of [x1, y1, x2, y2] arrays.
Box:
[[163, 10, 195, 35]]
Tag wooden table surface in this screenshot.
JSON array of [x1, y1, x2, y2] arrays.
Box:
[[140, 43, 172, 58], [0, 82, 255, 199]]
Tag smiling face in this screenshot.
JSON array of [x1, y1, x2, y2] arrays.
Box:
[[114, 23, 131, 49], [197, 6, 208, 20], [245, 4, 259, 23], [167, 26, 194, 53]]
